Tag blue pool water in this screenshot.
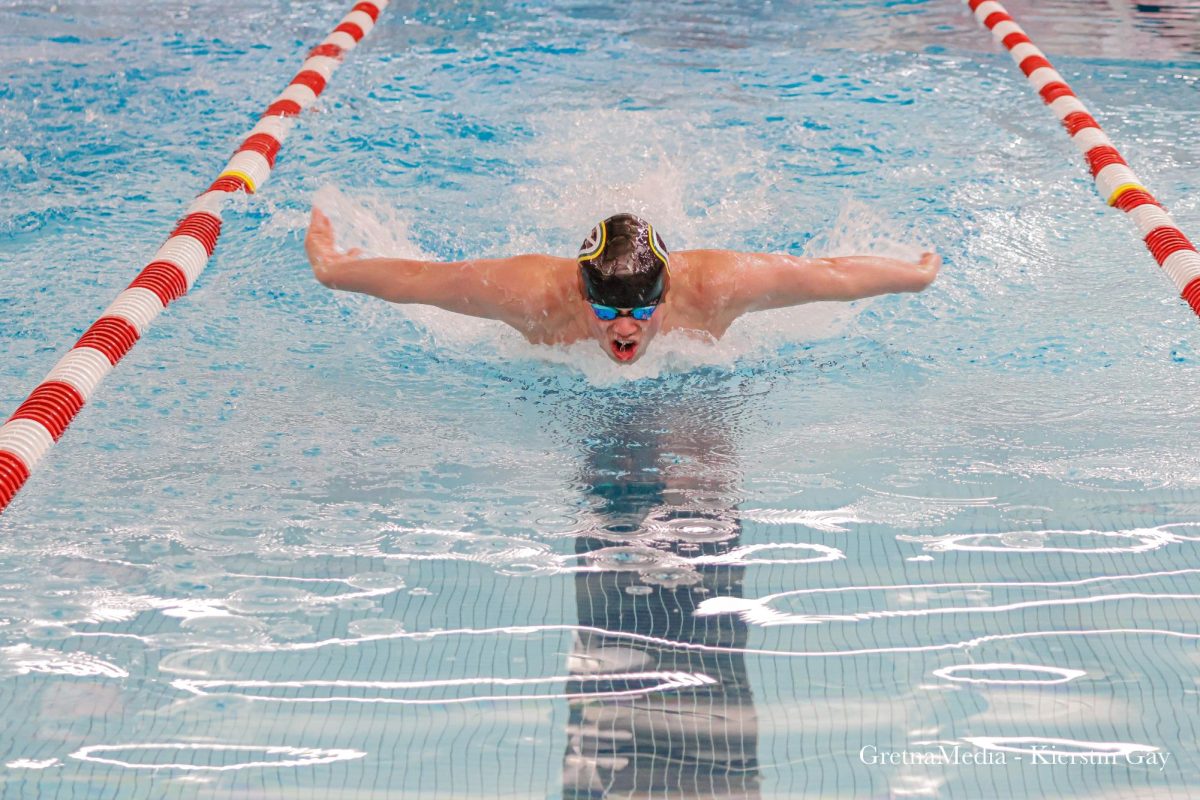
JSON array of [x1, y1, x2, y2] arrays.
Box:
[[2, 0, 1200, 797]]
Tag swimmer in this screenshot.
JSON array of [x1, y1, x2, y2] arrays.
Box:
[[305, 209, 940, 364]]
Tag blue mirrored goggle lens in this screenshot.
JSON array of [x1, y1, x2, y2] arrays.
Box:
[[590, 304, 619, 321], [589, 303, 657, 321], [630, 305, 657, 321]]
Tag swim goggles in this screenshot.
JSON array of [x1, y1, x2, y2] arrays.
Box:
[[589, 302, 658, 321]]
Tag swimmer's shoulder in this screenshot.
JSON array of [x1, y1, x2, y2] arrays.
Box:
[[506, 254, 588, 344], [500, 253, 576, 297], [672, 249, 742, 302], [664, 251, 740, 337]]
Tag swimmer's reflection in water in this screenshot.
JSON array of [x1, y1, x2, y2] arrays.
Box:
[[562, 408, 759, 799]]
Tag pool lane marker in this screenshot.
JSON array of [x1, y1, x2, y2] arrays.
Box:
[[0, 1, 389, 514], [965, 0, 1200, 318]]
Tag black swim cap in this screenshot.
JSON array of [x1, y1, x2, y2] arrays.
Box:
[[577, 213, 670, 308]]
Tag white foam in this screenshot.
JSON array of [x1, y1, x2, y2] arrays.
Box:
[[310, 184, 502, 349]]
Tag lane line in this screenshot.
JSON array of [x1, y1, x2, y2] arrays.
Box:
[[0, 1, 390, 514]]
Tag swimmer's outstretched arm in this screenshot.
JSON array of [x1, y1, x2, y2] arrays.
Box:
[[700, 249, 940, 316], [304, 208, 567, 327]]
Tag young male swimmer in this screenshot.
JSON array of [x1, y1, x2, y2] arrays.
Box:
[[305, 209, 940, 364]]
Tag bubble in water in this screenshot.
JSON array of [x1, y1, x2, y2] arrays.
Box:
[[624, 585, 655, 596]]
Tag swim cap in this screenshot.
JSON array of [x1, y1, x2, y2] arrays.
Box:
[[577, 213, 670, 308]]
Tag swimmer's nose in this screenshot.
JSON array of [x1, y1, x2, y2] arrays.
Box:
[[610, 316, 641, 336]]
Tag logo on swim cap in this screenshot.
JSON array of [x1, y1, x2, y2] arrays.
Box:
[[577, 214, 670, 308], [578, 222, 607, 263]]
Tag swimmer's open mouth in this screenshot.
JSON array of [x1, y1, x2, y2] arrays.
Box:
[[611, 338, 639, 362]]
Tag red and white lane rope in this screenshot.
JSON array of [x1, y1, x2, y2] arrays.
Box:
[[965, 0, 1200, 318], [0, 1, 388, 514]]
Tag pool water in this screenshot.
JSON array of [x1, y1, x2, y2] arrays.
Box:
[[2, 0, 1200, 797]]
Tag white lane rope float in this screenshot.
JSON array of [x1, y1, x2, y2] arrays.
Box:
[[965, 0, 1200, 318], [0, 2, 389, 514]]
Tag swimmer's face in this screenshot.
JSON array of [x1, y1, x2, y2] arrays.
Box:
[[580, 278, 665, 365]]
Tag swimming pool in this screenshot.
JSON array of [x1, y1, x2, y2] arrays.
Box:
[[2, 0, 1200, 796]]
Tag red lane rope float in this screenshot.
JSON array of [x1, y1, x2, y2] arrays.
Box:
[[965, 0, 1200, 319], [0, 0, 389, 514]]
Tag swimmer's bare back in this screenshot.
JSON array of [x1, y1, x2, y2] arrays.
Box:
[[305, 208, 940, 345]]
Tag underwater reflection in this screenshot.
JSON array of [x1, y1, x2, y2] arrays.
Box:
[[563, 402, 759, 799]]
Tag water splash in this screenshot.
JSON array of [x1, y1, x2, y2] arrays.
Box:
[[304, 136, 929, 383]]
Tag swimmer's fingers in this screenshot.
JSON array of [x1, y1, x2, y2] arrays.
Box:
[[306, 208, 344, 286], [307, 209, 363, 259], [919, 251, 942, 282], [305, 208, 335, 261]]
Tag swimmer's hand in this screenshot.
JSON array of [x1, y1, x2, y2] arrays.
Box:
[[916, 251, 941, 288], [305, 207, 364, 289]]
